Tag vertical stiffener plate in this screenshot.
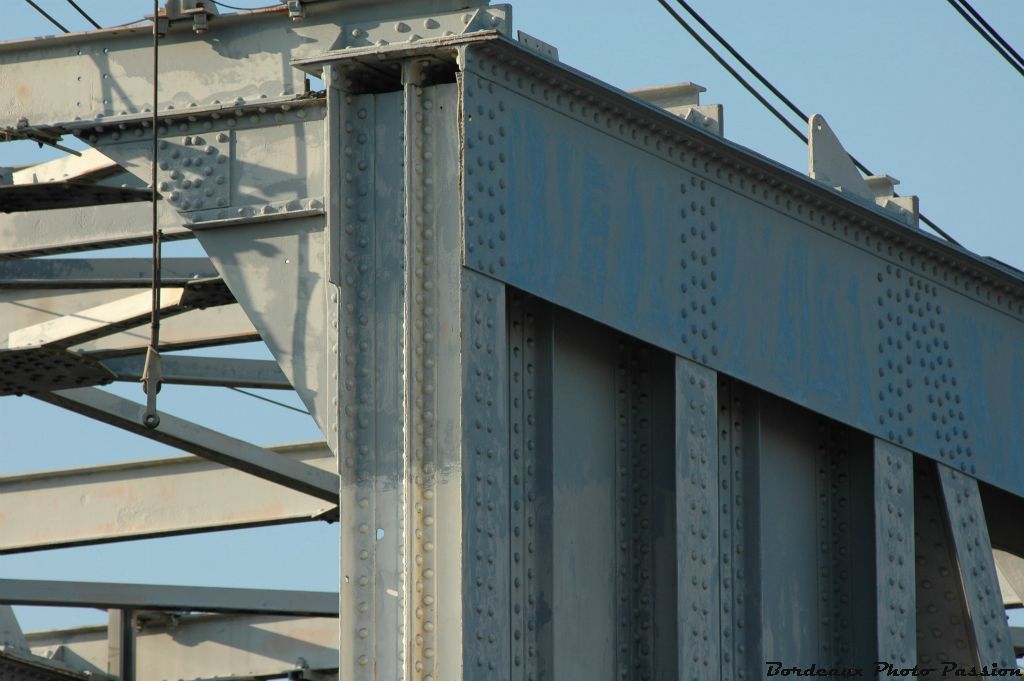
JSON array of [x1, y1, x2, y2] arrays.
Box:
[[873, 440, 916, 665], [675, 357, 720, 679]]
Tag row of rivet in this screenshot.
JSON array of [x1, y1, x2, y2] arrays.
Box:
[[815, 421, 852, 664], [404, 72, 439, 680], [614, 341, 632, 680], [341, 9, 507, 50], [77, 96, 324, 139], [873, 441, 915, 665], [876, 265, 971, 473], [717, 377, 746, 679], [676, 358, 719, 679], [466, 43, 1024, 321], [521, 300, 539, 681], [629, 344, 655, 681], [679, 175, 720, 366], [462, 53, 509, 278], [336, 91, 376, 680], [464, 274, 510, 678], [508, 293, 540, 681]]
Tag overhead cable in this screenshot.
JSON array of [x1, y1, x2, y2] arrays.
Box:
[[229, 387, 311, 416], [24, 0, 70, 33], [945, 0, 1024, 77], [657, 0, 962, 245], [65, 0, 101, 29], [653, 0, 807, 142], [208, 0, 277, 11], [956, 0, 1024, 70]]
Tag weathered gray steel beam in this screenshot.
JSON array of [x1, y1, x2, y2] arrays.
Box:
[[0, 441, 334, 554], [27, 614, 339, 681], [0, 0, 494, 130], [5, 285, 222, 349], [0, 258, 216, 289], [72, 304, 260, 357], [0, 201, 189, 258], [0, 580, 338, 617], [442, 36, 1024, 501], [99, 355, 290, 389], [32, 388, 339, 503]]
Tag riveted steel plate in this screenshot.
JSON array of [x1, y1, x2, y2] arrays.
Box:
[[873, 440, 915, 665], [675, 357, 719, 678], [0, 347, 113, 396], [459, 41, 1024, 500]]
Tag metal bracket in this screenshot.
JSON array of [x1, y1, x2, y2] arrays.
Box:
[[164, 0, 220, 35], [516, 30, 558, 60], [461, 5, 511, 34], [286, 0, 305, 21], [141, 345, 162, 429], [629, 83, 723, 137], [865, 174, 919, 228], [808, 113, 918, 228], [0, 119, 80, 156]]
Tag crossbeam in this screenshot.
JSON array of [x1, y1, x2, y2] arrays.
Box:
[[73, 304, 260, 357], [0, 258, 216, 289], [6, 287, 202, 349], [0, 441, 334, 554], [27, 613, 339, 680], [99, 355, 290, 389], [0, 201, 189, 258], [32, 388, 339, 503], [0, 580, 338, 617]]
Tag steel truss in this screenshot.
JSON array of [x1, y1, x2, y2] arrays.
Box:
[[2, 0, 1024, 678]]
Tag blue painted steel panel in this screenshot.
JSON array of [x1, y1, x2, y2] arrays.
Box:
[[461, 46, 1024, 498]]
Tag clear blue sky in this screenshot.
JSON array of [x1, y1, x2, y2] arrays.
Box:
[[1, 0, 1021, 634]]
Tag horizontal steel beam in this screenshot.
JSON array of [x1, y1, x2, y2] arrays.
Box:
[[0, 441, 334, 554], [32, 388, 339, 503], [0, 201, 189, 258], [0, 0, 485, 130], [0, 580, 338, 617], [73, 304, 260, 357], [99, 355, 290, 389], [0, 258, 216, 289], [6, 287, 195, 349], [27, 613, 339, 681]]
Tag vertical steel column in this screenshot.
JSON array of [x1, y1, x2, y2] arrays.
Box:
[[716, 376, 748, 679], [508, 292, 544, 681], [815, 422, 853, 664], [675, 357, 719, 679], [331, 77, 397, 680], [107, 609, 135, 681], [935, 465, 1015, 666], [614, 341, 656, 680], [462, 272, 510, 678], [332, 65, 470, 681], [873, 440, 916, 667]]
